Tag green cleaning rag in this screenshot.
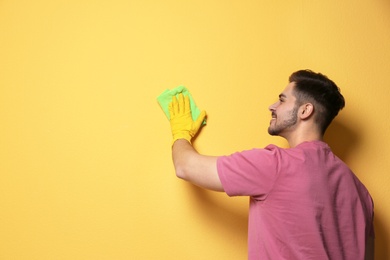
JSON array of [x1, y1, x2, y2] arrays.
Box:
[[157, 86, 206, 124]]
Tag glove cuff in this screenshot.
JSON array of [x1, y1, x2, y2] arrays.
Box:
[[172, 132, 192, 145]]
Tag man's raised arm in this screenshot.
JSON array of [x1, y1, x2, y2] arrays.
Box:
[[168, 94, 223, 191]]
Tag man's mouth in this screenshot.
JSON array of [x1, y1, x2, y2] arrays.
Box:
[[270, 113, 276, 123]]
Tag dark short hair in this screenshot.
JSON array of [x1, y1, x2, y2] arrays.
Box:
[[289, 70, 345, 134]]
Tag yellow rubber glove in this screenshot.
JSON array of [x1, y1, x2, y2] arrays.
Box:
[[168, 93, 206, 144]]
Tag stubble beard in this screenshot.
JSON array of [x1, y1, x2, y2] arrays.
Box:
[[268, 106, 299, 136]]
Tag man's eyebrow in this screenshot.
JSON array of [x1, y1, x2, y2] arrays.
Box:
[[279, 93, 286, 99]]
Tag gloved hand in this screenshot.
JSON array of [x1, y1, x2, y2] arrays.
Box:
[[168, 93, 206, 144]]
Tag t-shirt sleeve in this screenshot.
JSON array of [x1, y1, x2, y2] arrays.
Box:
[[217, 145, 280, 198]]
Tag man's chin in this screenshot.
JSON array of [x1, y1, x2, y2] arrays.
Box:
[[268, 128, 278, 136]]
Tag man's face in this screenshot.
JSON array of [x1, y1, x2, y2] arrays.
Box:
[[268, 82, 299, 136]]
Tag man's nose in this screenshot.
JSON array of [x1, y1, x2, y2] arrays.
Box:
[[268, 102, 277, 111]]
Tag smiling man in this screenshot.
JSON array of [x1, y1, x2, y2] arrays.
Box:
[[166, 70, 374, 260]]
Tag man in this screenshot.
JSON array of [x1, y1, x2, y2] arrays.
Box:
[[167, 70, 374, 259]]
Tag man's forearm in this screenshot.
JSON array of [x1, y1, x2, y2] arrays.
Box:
[[172, 139, 223, 191]]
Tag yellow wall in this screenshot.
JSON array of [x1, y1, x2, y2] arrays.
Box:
[[1, 0, 389, 259]]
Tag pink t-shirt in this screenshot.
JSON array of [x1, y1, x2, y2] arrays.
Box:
[[217, 141, 374, 260]]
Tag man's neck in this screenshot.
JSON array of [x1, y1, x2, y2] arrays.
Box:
[[285, 131, 323, 148]]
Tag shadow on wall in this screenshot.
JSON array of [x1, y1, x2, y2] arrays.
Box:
[[324, 119, 388, 260], [323, 119, 360, 163], [188, 185, 248, 247], [373, 215, 389, 260]]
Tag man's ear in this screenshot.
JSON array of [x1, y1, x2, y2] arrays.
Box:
[[299, 103, 314, 120]]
